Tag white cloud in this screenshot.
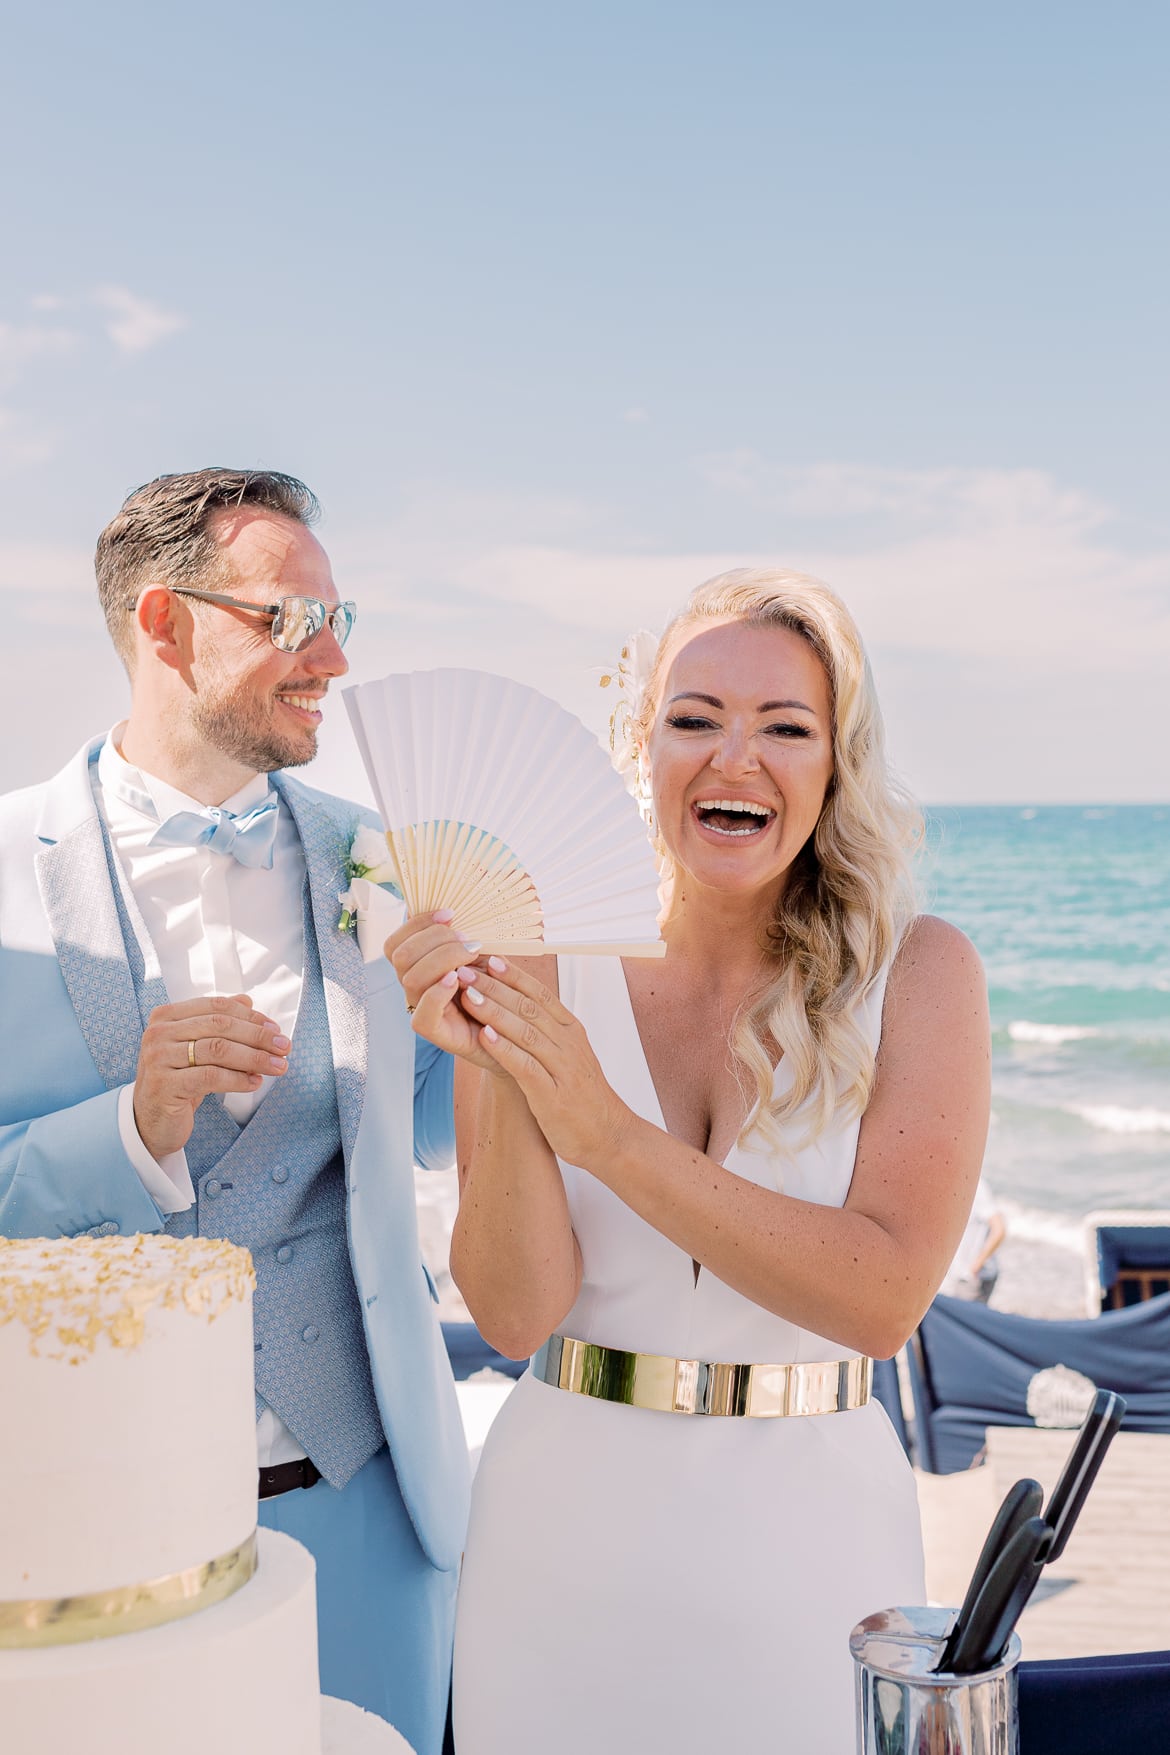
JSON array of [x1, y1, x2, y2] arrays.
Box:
[[710, 458, 1170, 673], [696, 452, 1108, 537], [0, 411, 57, 468], [446, 543, 742, 632], [0, 287, 188, 476], [390, 461, 1168, 677], [0, 321, 80, 382], [93, 285, 187, 354], [320, 461, 1170, 801], [0, 326, 76, 469], [4, 461, 1168, 802], [0, 540, 93, 609]]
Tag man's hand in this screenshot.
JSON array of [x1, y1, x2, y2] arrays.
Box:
[[132, 995, 290, 1161]]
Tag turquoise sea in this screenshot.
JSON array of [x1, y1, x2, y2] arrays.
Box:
[[922, 806, 1170, 1252]]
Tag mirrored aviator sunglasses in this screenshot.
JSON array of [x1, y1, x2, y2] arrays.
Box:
[[271, 595, 357, 652]]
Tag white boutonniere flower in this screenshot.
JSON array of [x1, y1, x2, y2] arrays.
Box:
[[337, 823, 402, 933]]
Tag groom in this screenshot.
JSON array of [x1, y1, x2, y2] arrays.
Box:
[[0, 468, 469, 1755]]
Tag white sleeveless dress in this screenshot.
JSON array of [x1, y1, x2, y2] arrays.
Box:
[[453, 956, 924, 1755]]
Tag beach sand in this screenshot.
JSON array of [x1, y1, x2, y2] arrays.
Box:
[[989, 1231, 1088, 1320]]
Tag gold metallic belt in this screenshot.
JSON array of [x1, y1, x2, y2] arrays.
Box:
[[0, 1530, 257, 1649], [531, 1334, 872, 1418]]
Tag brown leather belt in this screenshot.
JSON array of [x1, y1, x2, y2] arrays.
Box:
[[258, 1457, 321, 1498]]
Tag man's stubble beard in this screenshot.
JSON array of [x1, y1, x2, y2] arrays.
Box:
[[189, 671, 318, 775]]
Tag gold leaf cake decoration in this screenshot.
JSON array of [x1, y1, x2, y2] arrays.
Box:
[[0, 1235, 255, 1362]]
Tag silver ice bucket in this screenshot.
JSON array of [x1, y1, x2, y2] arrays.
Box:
[[850, 1606, 1021, 1755]]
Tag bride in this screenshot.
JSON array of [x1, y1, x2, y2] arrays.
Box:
[[389, 569, 990, 1754]]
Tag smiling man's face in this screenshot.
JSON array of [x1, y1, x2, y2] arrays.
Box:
[[183, 507, 348, 775]]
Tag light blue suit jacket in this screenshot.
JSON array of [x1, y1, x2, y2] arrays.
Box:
[[0, 739, 470, 1574]]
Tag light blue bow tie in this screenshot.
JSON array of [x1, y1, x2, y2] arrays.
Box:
[[148, 794, 281, 868]]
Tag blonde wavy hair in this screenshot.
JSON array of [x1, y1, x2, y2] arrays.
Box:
[[633, 567, 923, 1154]]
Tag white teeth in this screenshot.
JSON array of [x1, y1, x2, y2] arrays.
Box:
[[694, 798, 773, 818], [280, 695, 321, 711], [693, 798, 775, 838]]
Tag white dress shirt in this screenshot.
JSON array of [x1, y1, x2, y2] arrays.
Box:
[[98, 726, 310, 1465]]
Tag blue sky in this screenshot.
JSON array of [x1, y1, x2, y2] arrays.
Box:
[[2, 2, 1167, 801]]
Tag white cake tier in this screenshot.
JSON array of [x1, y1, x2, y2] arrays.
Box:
[[321, 1697, 417, 1753], [0, 1234, 257, 1601], [1, 1528, 322, 1755]]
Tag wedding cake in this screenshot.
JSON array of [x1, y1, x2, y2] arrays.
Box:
[[0, 1234, 414, 1754]]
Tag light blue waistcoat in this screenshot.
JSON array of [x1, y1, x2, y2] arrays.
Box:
[[99, 805, 385, 1490]]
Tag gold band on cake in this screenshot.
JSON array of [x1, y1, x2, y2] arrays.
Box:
[[531, 1334, 872, 1418], [0, 1529, 257, 1648]]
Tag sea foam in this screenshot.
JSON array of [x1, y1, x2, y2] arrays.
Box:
[[1008, 1020, 1101, 1045], [1072, 1104, 1170, 1136], [998, 1199, 1084, 1253]]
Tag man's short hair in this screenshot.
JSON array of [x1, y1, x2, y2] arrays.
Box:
[[95, 467, 321, 666]]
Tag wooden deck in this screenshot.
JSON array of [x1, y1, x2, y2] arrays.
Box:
[[918, 1426, 1170, 1660]]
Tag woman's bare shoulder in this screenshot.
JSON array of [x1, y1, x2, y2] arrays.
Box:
[[892, 913, 982, 982], [884, 914, 987, 1034]]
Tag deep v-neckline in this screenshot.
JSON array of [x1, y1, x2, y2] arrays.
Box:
[[617, 960, 744, 1171], [618, 959, 753, 1289]]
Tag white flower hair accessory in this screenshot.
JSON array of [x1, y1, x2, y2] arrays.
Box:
[[600, 628, 659, 821], [337, 822, 402, 932]]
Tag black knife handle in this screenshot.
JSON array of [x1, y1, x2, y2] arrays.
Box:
[[946, 1516, 1051, 1675], [937, 1477, 1043, 1673], [1043, 1388, 1126, 1562]]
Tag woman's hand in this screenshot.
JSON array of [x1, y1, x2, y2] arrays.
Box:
[[454, 957, 635, 1168], [384, 912, 498, 1071]]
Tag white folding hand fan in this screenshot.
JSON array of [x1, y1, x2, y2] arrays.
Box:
[[343, 669, 665, 956]]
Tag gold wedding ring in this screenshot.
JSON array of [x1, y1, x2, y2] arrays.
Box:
[[187, 1039, 198, 1067]]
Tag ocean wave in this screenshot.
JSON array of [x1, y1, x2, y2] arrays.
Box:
[[997, 1200, 1084, 1253], [1071, 1104, 1170, 1136], [1007, 1020, 1101, 1045]]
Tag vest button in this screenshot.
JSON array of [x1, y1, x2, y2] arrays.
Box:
[[302, 1325, 319, 1344], [271, 1167, 289, 1184], [276, 1245, 294, 1265], [204, 1179, 222, 1198]]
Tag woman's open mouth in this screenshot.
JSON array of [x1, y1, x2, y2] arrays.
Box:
[[691, 798, 777, 839]]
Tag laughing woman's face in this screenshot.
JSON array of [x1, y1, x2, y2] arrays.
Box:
[[643, 618, 835, 905]]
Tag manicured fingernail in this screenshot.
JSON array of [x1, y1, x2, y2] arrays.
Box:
[[482, 1024, 498, 1043], [433, 909, 455, 924], [271, 1034, 290, 1050], [461, 940, 482, 955], [441, 970, 458, 988], [464, 986, 485, 1007], [488, 956, 507, 974], [267, 1055, 288, 1072], [457, 966, 478, 983]]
